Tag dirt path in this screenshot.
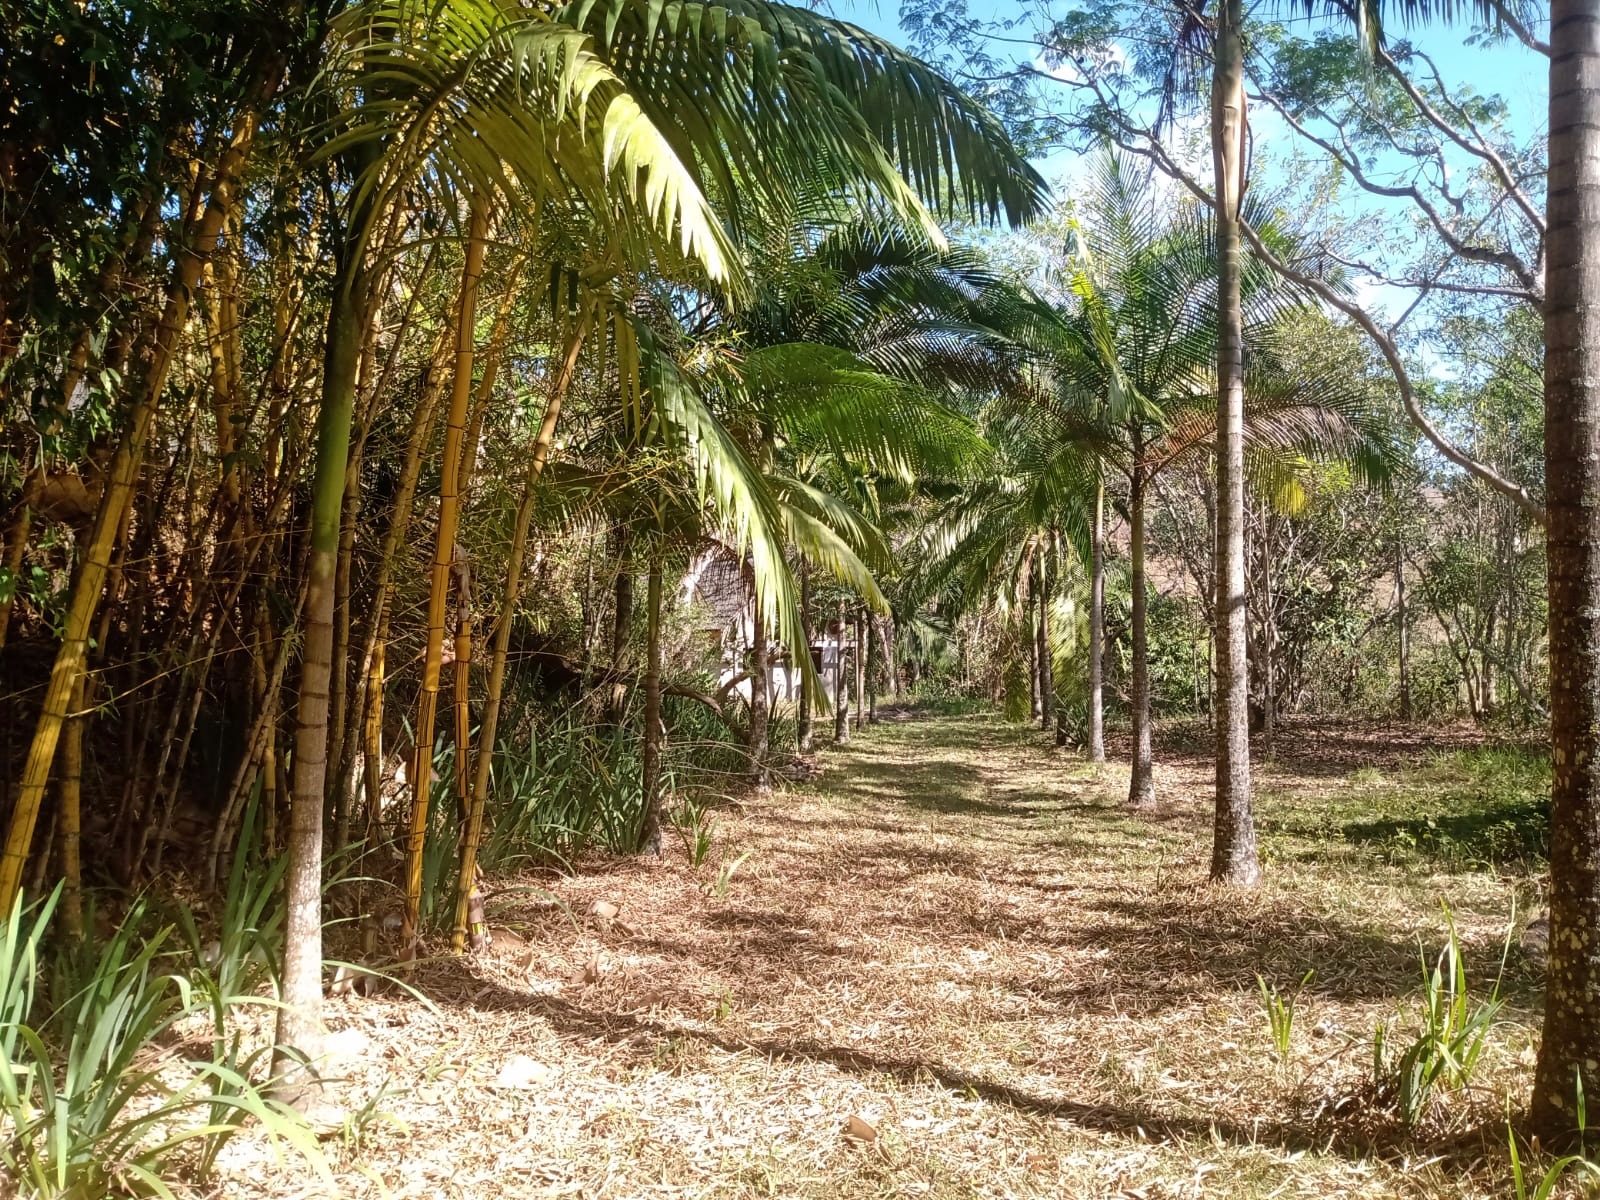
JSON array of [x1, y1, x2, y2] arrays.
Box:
[[228, 712, 1534, 1199]]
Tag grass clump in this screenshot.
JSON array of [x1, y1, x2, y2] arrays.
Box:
[[0, 887, 326, 1200], [1370, 905, 1508, 1129]]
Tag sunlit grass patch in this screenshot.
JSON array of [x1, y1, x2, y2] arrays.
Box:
[[1258, 741, 1550, 874]]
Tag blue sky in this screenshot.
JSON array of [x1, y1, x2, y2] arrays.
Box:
[[829, 0, 1546, 184], [828, 0, 1546, 323]]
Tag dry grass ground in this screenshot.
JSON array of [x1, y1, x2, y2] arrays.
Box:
[[221, 710, 1562, 1199]]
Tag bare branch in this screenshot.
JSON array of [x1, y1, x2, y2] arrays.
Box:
[[1319, 249, 1538, 302], [1382, 45, 1547, 239], [1103, 124, 1547, 526], [1247, 84, 1543, 296]]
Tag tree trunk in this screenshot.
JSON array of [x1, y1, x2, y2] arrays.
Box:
[[0, 95, 269, 915], [273, 233, 369, 1090], [451, 315, 589, 950], [348, 326, 452, 846], [450, 552, 472, 828], [1037, 544, 1054, 732], [867, 615, 878, 724], [610, 534, 633, 722], [1396, 538, 1412, 720], [1127, 466, 1156, 809], [1208, 0, 1261, 885], [639, 559, 664, 854], [797, 567, 814, 753], [884, 614, 899, 704], [853, 610, 866, 732], [1088, 481, 1106, 763], [1532, 0, 1600, 1140], [1028, 578, 1042, 723], [208, 607, 295, 888], [1260, 512, 1277, 755], [749, 583, 770, 788], [834, 601, 850, 744], [403, 203, 488, 949], [59, 675, 85, 939]]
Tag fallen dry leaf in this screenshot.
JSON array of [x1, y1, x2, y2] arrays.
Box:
[[843, 1114, 878, 1143]]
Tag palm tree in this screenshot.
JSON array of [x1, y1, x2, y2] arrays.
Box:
[[687, 210, 1035, 774], [1194, 0, 1500, 883], [912, 400, 1097, 710], [1209, 0, 1254, 882], [974, 157, 1394, 806], [1534, 0, 1600, 1143], [1172, 0, 1595, 1122], [1223, 0, 1597, 1120], [267, 0, 1046, 1089]]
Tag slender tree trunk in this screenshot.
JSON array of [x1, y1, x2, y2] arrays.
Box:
[[1209, 0, 1261, 885], [273, 236, 370, 1089], [59, 675, 85, 938], [1088, 482, 1106, 763], [1533, 0, 1600, 1140], [834, 601, 850, 745], [451, 553, 472, 829], [447, 550, 478, 946], [0, 94, 270, 914], [1396, 539, 1412, 720], [452, 316, 589, 951], [749, 584, 770, 788], [208, 608, 295, 888], [1260, 514, 1277, 755], [610, 533, 633, 722], [1028, 578, 1042, 723], [1037, 545, 1054, 731], [884, 614, 899, 704], [430, 274, 513, 904], [797, 567, 814, 752], [1127, 466, 1156, 809], [403, 203, 488, 948], [638, 559, 664, 854], [853, 610, 865, 732], [867, 616, 878, 724], [348, 327, 452, 842]]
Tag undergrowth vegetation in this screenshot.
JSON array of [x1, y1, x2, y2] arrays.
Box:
[[412, 694, 757, 929], [0, 886, 325, 1199], [1260, 744, 1552, 873]]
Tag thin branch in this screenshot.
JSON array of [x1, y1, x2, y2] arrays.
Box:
[[1319, 249, 1538, 302], [1384, 45, 1547, 238], [1247, 84, 1542, 296], [1106, 127, 1547, 527]]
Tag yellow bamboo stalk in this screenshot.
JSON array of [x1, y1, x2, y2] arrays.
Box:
[[451, 314, 590, 951], [451, 551, 473, 831], [0, 94, 269, 915], [401, 201, 489, 948]]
